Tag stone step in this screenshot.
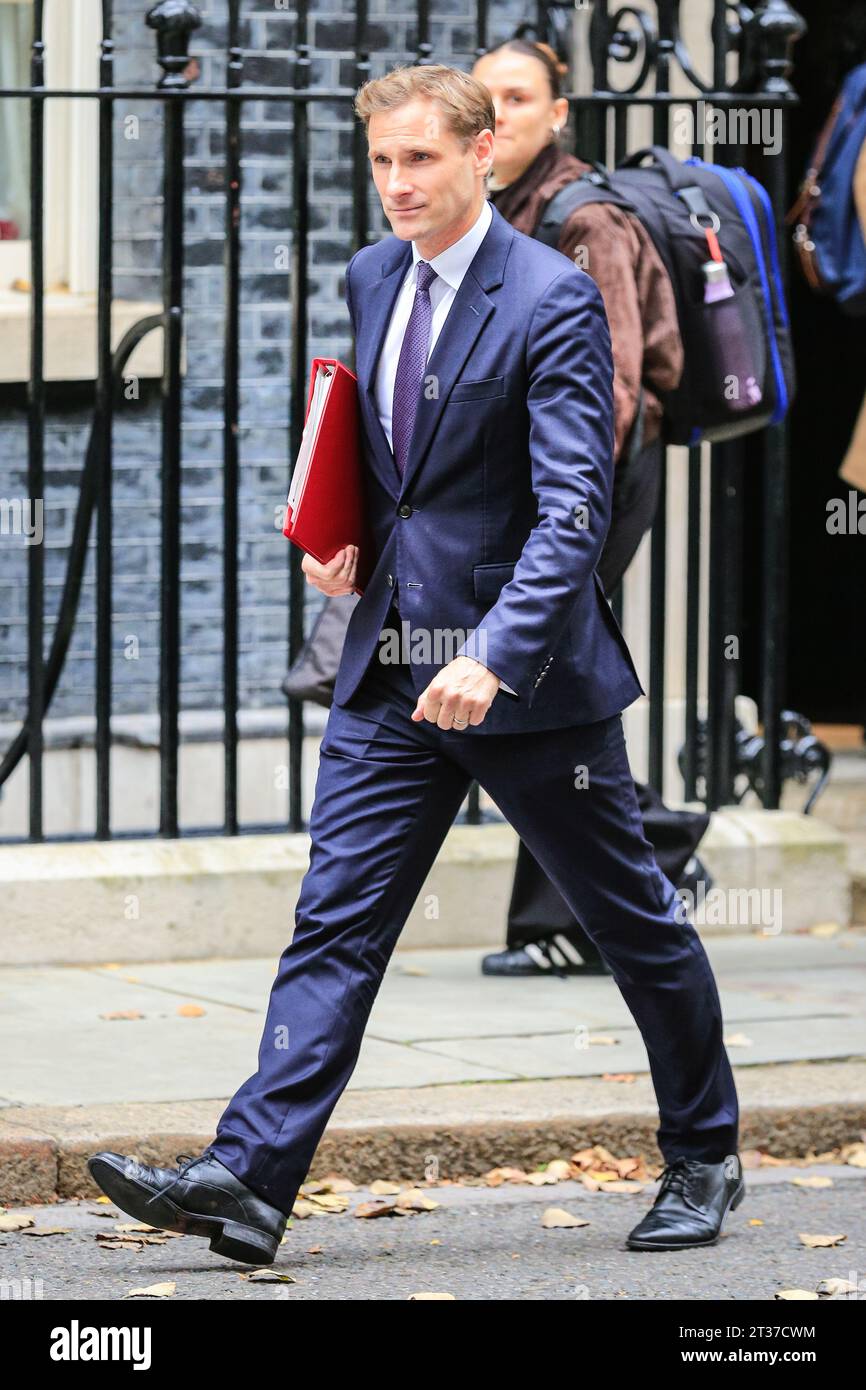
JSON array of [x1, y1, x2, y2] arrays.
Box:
[[0, 809, 852, 965]]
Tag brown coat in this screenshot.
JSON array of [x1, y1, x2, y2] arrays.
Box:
[[488, 140, 683, 462]]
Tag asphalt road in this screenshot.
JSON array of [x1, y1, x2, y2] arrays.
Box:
[[2, 1164, 864, 1305]]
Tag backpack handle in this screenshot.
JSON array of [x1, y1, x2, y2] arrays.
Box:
[[617, 144, 695, 191]]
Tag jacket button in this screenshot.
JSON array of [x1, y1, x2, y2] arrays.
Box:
[[386, 573, 394, 586], [398, 503, 412, 518]]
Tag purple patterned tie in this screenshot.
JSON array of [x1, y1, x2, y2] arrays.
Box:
[[391, 260, 438, 479]]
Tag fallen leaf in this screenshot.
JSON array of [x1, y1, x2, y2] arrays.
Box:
[[792, 1176, 834, 1189], [0, 1214, 35, 1232], [586, 1035, 619, 1046], [817, 1277, 859, 1296], [306, 1245, 323, 1254], [599, 1180, 646, 1194], [601, 1073, 635, 1083], [99, 1010, 144, 1021], [241, 1269, 296, 1283], [303, 1176, 357, 1194], [408, 1291, 455, 1299], [484, 1166, 528, 1186], [124, 1282, 176, 1298], [749, 1219, 764, 1226], [542, 1159, 573, 1181], [369, 1180, 402, 1196], [798, 1233, 847, 1248], [177, 1003, 205, 1017], [775, 1289, 819, 1300], [302, 1192, 349, 1214], [21, 1226, 71, 1237], [590, 1147, 620, 1165], [808, 922, 842, 937], [394, 1189, 439, 1211], [724, 1032, 754, 1047], [354, 1200, 398, 1219], [615, 1158, 644, 1179], [541, 1207, 590, 1229]]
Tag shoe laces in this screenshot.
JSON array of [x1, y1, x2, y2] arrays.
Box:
[[146, 1149, 214, 1207], [656, 1156, 697, 1201]]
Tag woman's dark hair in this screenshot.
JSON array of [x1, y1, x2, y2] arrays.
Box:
[[481, 38, 569, 100]]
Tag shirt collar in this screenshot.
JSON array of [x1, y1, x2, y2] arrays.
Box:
[[410, 199, 493, 290]]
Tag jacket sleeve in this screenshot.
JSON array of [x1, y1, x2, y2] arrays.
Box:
[[344, 250, 360, 332], [455, 266, 615, 705]]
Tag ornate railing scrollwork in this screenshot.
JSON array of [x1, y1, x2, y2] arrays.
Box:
[[542, 0, 809, 99]]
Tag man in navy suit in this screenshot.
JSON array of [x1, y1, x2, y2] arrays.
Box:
[[88, 64, 742, 1266]]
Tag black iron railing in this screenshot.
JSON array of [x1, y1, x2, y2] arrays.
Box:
[[0, 0, 808, 844]]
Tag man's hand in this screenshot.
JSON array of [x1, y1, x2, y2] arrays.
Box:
[[411, 656, 500, 730], [302, 545, 358, 596]]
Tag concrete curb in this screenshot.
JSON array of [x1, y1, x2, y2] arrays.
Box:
[[3, 1060, 865, 1207]]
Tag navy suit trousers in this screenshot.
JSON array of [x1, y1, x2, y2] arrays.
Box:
[[209, 611, 739, 1216]]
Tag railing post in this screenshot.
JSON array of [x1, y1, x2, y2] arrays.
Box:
[[146, 1, 202, 837], [222, 0, 243, 836], [287, 2, 311, 834], [746, 0, 805, 807], [95, 2, 116, 840], [26, 2, 47, 843]]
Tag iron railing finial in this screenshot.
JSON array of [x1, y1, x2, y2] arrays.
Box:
[[145, 0, 203, 90]]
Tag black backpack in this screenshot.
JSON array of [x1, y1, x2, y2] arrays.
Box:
[[536, 146, 795, 446]]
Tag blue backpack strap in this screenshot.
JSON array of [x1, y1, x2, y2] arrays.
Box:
[[737, 169, 790, 331], [688, 159, 789, 424]]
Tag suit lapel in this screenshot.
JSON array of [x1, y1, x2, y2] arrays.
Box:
[[357, 243, 412, 499], [356, 202, 513, 500]]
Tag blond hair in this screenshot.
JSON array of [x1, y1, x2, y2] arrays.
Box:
[[353, 63, 495, 149]]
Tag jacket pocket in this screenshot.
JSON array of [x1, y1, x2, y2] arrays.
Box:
[[473, 560, 517, 601], [449, 375, 506, 402]]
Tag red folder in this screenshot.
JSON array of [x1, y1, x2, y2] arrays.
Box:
[[282, 357, 375, 594]]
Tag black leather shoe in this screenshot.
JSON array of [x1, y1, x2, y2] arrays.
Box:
[[481, 939, 612, 978], [87, 1149, 287, 1266], [626, 1154, 745, 1250]]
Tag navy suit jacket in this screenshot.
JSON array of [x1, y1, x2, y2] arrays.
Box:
[[332, 199, 645, 734]]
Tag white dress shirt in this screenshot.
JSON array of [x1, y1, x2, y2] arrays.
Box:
[[374, 199, 517, 697]]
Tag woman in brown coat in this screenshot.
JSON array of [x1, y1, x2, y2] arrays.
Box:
[[471, 38, 712, 977]]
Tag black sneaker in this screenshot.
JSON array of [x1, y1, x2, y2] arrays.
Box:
[[481, 937, 612, 978]]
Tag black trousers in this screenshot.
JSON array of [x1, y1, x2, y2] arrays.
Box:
[[505, 436, 710, 958]]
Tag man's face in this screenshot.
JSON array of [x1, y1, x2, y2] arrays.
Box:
[[367, 98, 493, 258]]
